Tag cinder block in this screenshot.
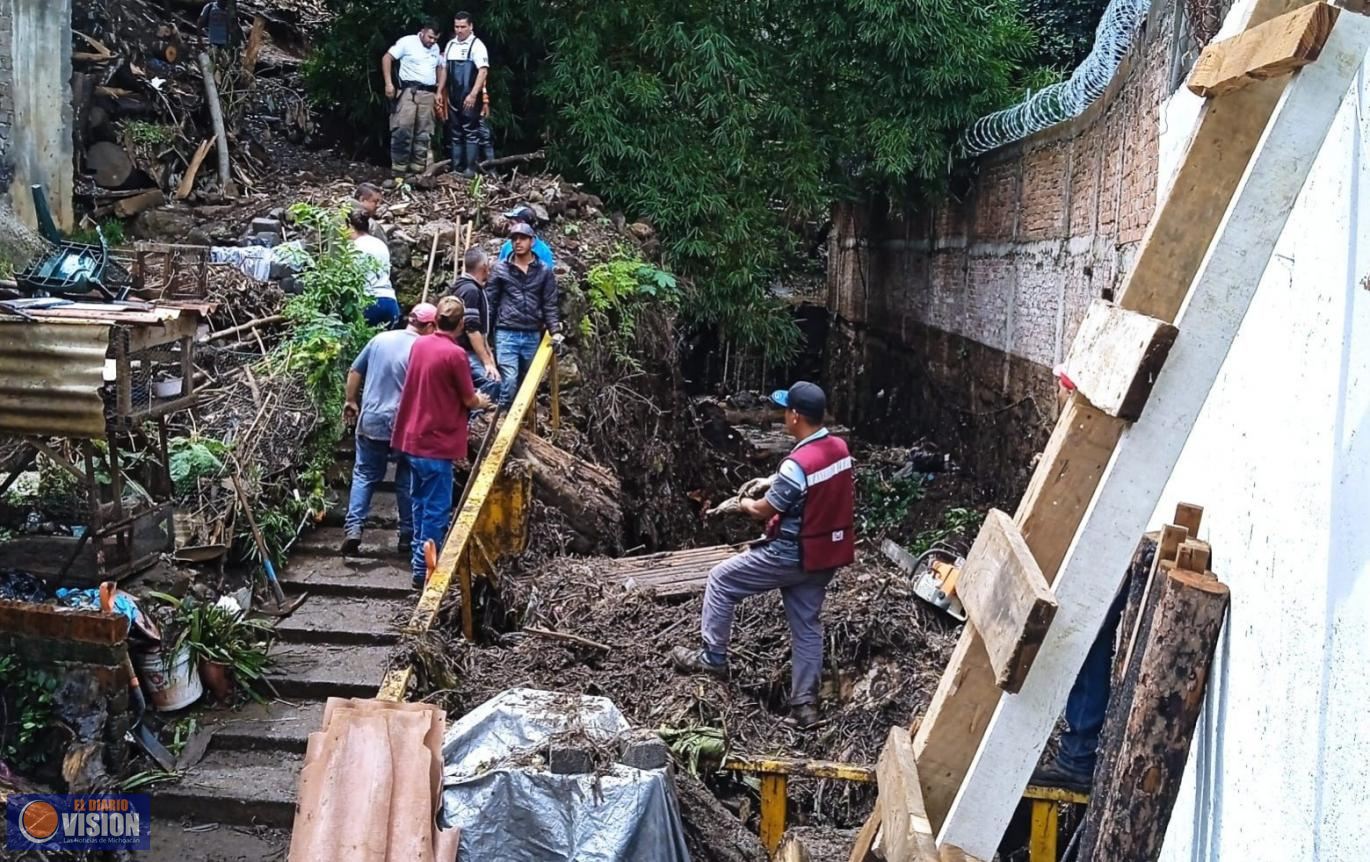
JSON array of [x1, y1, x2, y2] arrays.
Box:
[[548, 746, 594, 775], [618, 732, 669, 771]]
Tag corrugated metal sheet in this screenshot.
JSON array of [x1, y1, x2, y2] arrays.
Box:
[[0, 320, 111, 438]]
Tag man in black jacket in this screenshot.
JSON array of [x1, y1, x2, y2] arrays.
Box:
[[448, 246, 499, 398], [488, 222, 560, 406]]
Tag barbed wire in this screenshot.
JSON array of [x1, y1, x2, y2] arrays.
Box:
[[961, 0, 1153, 156]]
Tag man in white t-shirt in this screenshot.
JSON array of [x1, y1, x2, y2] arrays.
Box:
[[381, 22, 442, 174], [348, 208, 399, 326], [436, 11, 489, 178]]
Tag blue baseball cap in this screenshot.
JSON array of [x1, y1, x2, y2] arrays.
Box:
[[770, 381, 826, 420]]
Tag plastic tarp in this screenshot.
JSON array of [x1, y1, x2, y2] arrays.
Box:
[[439, 688, 691, 862]]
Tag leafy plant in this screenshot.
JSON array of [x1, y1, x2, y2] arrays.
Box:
[[856, 470, 925, 537], [910, 506, 985, 556], [0, 655, 59, 772], [69, 218, 126, 247], [148, 594, 276, 703], [122, 120, 175, 147], [168, 435, 229, 496], [581, 253, 681, 369]]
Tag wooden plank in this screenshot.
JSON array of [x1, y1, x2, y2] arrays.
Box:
[[759, 774, 787, 854], [1188, 3, 1339, 97], [1062, 299, 1178, 420], [1173, 502, 1204, 535], [955, 510, 1057, 693], [723, 755, 875, 783], [1175, 539, 1212, 573], [904, 0, 1319, 833], [1157, 524, 1189, 563], [877, 726, 939, 862], [938, 15, 1370, 856], [175, 137, 215, 200], [849, 801, 882, 862]]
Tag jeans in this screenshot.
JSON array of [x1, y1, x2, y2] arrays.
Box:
[[700, 549, 834, 706], [494, 329, 542, 407], [344, 435, 411, 539], [467, 352, 500, 400], [1057, 584, 1130, 774], [407, 456, 454, 584], [364, 297, 401, 327]]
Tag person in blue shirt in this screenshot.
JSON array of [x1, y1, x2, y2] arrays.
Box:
[[498, 205, 555, 268]]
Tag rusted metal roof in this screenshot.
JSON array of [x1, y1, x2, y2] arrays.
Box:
[[0, 320, 111, 438]]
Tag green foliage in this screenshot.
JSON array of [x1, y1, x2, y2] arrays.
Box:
[[582, 253, 681, 370], [1025, 0, 1114, 71], [69, 218, 126, 247], [148, 594, 276, 703], [910, 506, 984, 555], [0, 654, 58, 772], [122, 120, 175, 147], [856, 470, 925, 537], [168, 435, 228, 496]]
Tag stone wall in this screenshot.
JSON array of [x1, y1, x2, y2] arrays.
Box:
[[824, 1, 1204, 495], [0, 0, 14, 175], [4, 0, 73, 230]]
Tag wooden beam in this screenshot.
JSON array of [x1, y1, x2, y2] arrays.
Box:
[[1175, 539, 1212, 573], [1172, 501, 1204, 535], [955, 510, 1057, 693], [1188, 3, 1339, 97], [937, 15, 1370, 857], [877, 726, 940, 862], [1062, 299, 1178, 420], [908, 1, 1321, 829], [848, 801, 882, 862]]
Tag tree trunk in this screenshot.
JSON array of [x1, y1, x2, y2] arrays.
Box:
[[1078, 568, 1230, 862], [513, 430, 623, 554]]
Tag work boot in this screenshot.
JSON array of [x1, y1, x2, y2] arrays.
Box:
[[1030, 761, 1092, 793], [461, 143, 479, 177], [788, 704, 821, 730], [410, 163, 427, 174], [669, 646, 728, 679], [397, 532, 413, 555], [339, 534, 362, 556]]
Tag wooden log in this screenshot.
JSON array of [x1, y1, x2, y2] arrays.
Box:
[[512, 430, 623, 554], [242, 15, 267, 74], [877, 726, 940, 862], [1077, 569, 1230, 861], [87, 142, 134, 188], [1062, 299, 1178, 421], [196, 52, 233, 195], [114, 190, 166, 219], [1189, 3, 1339, 97], [955, 509, 1057, 693], [176, 137, 216, 200]]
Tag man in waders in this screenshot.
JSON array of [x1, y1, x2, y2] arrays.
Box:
[[437, 11, 490, 178], [670, 382, 856, 729], [382, 22, 442, 174]]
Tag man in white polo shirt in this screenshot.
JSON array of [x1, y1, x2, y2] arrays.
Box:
[[381, 21, 442, 174], [437, 10, 490, 178]]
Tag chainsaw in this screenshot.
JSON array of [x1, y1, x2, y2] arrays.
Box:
[[883, 538, 967, 621]]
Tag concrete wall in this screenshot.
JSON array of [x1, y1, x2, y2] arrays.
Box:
[[1152, 9, 1370, 861], [824, 2, 1194, 493], [3, 0, 73, 231]]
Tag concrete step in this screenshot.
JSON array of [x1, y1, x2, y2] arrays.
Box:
[[267, 642, 392, 700], [274, 595, 412, 646], [293, 527, 406, 559], [139, 820, 290, 861], [210, 699, 326, 755], [152, 749, 300, 828], [323, 490, 401, 529], [281, 553, 413, 599]]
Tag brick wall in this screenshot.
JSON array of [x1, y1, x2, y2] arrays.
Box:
[[0, 0, 14, 175], [825, 3, 1194, 494]]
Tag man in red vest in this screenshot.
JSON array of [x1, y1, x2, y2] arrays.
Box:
[[670, 381, 855, 729]]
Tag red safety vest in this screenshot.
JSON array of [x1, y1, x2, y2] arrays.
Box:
[[766, 433, 856, 571]]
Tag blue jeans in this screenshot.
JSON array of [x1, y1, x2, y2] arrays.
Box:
[[494, 329, 542, 407], [364, 296, 401, 327], [407, 456, 454, 584], [1058, 584, 1129, 774], [345, 435, 412, 539], [468, 352, 500, 400]]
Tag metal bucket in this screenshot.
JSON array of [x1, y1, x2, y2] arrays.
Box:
[[134, 645, 204, 712]]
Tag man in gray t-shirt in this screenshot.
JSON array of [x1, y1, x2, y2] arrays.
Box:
[[341, 303, 437, 555]]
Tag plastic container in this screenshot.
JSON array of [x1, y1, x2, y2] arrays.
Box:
[[134, 645, 203, 712], [152, 377, 183, 399]]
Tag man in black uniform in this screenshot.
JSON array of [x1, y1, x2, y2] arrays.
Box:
[[437, 11, 490, 178]]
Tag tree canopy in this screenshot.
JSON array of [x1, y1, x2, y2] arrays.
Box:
[[309, 0, 1056, 357]]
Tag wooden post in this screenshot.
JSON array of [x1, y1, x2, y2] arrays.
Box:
[[759, 774, 788, 854], [1076, 570, 1230, 861], [196, 52, 233, 195], [936, 14, 1370, 856]]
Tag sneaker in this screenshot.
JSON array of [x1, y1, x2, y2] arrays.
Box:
[[397, 533, 413, 554], [1030, 762, 1092, 793], [411, 574, 425, 591], [339, 534, 361, 555], [669, 646, 728, 678], [788, 704, 821, 730]]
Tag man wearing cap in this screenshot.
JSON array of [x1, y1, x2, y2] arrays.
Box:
[[391, 296, 494, 588], [671, 381, 856, 729], [487, 221, 561, 407], [382, 21, 443, 174], [498, 205, 555, 268], [341, 303, 439, 556]]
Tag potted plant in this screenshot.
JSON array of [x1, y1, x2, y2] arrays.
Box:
[[148, 594, 275, 704]]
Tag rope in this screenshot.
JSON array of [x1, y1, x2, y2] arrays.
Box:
[[962, 0, 1153, 156]]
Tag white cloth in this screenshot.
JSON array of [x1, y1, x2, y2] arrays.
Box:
[[353, 234, 395, 299], [444, 35, 489, 69], [388, 33, 441, 86]]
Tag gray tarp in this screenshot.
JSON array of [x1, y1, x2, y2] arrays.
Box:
[[439, 688, 692, 862]]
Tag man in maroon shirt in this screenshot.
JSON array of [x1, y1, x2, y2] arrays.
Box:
[[391, 295, 492, 587]]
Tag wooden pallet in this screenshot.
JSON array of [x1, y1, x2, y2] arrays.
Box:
[[597, 543, 746, 597]]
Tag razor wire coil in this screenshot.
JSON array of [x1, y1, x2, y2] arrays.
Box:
[[961, 0, 1153, 156]]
